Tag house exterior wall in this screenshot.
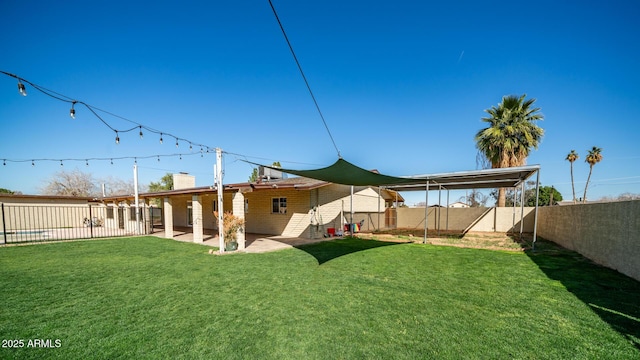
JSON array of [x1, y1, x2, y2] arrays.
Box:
[[244, 184, 386, 238]]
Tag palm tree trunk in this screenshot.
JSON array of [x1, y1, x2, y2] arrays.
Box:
[[570, 162, 576, 204], [498, 187, 506, 207], [583, 165, 593, 203]]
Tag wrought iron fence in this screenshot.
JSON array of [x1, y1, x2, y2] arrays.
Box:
[[0, 204, 149, 244]]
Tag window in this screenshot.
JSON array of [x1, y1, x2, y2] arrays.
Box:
[[272, 197, 287, 214], [106, 207, 114, 219], [211, 200, 218, 213], [129, 207, 143, 221], [187, 201, 193, 226]]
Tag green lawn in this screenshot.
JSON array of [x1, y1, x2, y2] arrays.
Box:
[[1, 237, 638, 359]]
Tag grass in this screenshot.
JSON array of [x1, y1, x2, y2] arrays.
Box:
[[1, 236, 639, 359]]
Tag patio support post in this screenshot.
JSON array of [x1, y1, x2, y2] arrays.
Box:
[[163, 197, 174, 239], [232, 191, 246, 250], [192, 195, 203, 243], [350, 185, 354, 233], [532, 169, 541, 250], [377, 187, 381, 231], [216, 148, 224, 252]]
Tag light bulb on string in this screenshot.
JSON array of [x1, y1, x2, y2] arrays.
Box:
[[31, 160, 34, 167], [160, 133, 163, 144], [17, 81, 27, 96], [85, 160, 89, 166], [110, 159, 113, 165], [179, 154, 182, 160], [134, 158, 137, 165], [200, 146, 203, 153], [139, 126, 143, 139], [3, 159, 5, 166], [115, 131, 120, 144], [157, 155, 160, 162], [175, 138, 179, 148], [70, 101, 77, 119], [60, 160, 63, 167], [189, 143, 193, 151]]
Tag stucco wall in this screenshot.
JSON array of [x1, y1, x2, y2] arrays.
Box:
[[244, 185, 385, 238], [396, 207, 536, 232], [537, 201, 640, 281]]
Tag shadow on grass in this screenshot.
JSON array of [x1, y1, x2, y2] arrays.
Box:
[[526, 239, 640, 350], [295, 237, 404, 265]]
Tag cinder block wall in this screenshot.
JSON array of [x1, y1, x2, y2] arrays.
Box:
[[396, 207, 535, 232], [538, 200, 640, 282]]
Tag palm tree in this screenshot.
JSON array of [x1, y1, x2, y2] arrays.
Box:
[[582, 146, 603, 203], [475, 94, 544, 206], [566, 150, 579, 203]]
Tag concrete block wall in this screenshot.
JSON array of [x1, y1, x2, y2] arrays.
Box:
[[537, 200, 640, 282], [396, 207, 536, 232]]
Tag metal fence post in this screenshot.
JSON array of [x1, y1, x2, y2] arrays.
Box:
[[2, 203, 6, 245], [89, 205, 94, 239]]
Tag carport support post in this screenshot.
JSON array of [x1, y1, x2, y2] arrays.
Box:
[[134, 164, 141, 235], [446, 189, 449, 231], [192, 195, 203, 243], [532, 169, 540, 250], [519, 182, 525, 239], [423, 181, 429, 244], [163, 197, 174, 239]]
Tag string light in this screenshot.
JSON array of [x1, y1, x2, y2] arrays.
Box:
[[1, 71, 233, 168], [17, 80, 27, 96]]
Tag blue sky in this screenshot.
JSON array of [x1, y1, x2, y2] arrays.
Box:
[[1, 0, 639, 205]]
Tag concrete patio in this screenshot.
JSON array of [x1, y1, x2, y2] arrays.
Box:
[[149, 228, 336, 253]]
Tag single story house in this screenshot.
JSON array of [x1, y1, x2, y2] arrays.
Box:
[[102, 173, 404, 249]]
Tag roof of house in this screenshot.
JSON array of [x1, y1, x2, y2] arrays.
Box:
[[101, 176, 404, 202]]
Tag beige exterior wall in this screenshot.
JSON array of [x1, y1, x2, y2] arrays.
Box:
[[397, 207, 536, 232], [537, 201, 640, 282], [244, 184, 386, 238]]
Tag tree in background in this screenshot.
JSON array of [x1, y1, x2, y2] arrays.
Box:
[[0, 188, 21, 195], [458, 189, 489, 207], [491, 182, 561, 207], [41, 169, 97, 197], [148, 173, 173, 192], [565, 150, 579, 203], [475, 94, 544, 207], [582, 146, 603, 203]]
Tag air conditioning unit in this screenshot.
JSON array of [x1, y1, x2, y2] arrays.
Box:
[[279, 207, 287, 214], [259, 166, 286, 181]]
